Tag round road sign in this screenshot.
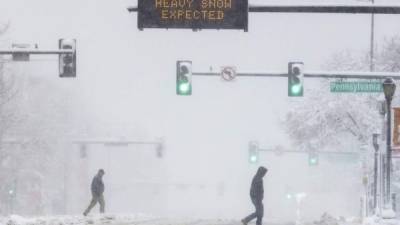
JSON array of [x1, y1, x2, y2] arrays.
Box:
[[221, 67, 236, 81]]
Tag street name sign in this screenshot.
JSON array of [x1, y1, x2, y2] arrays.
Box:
[[11, 43, 31, 61], [330, 81, 383, 93], [138, 0, 248, 30]]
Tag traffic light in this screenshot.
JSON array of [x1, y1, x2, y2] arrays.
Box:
[[156, 142, 163, 158], [308, 151, 319, 166], [176, 61, 192, 95], [286, 193, 293, 199], [80, 144, 87, 158], [7, 181, 16, 197], [288, 62, 304, 96], [59, 39, 76, 77], [285, 185, 293, 199], [248, 141, 259, 164]]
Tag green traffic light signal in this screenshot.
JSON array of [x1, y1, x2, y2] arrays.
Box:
[[7, 181, 16, 197], [249, 154, 258, 163], [288, 62, 304, 97], [286, 193, 293, 199], [177, 61, 192, 95], [308, 152, 319, 166], [309, 158, 318, 165], [290, 83, 302, 95], [248, 141, 259, 164], [178, 82, 191, 94]]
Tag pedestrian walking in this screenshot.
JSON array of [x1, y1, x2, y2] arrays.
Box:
[[242, 166, 268, 225], [83, 169, 105, 216]]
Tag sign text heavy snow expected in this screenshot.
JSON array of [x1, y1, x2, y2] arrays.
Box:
[[138, 0, 248, 30]]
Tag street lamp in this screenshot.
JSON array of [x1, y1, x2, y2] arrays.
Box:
[[382, 78, 396, 209]]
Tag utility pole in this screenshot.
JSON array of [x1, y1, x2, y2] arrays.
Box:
[[370, 0, 375, 72]]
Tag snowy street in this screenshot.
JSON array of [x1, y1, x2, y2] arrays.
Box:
[[0, 214, 365, 225], [0, 216, 258, 225]]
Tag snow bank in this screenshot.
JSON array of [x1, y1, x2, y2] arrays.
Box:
[[0, 213, 154, 225], [306, 213, 361, 225], [363, 215, 400, 225]]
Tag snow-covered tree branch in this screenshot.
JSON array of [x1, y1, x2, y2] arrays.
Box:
[[284, 36, 400, 152]]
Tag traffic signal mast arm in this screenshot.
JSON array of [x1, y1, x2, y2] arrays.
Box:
[[305, 71, 400, 80], [0, 49, 74, 55], [191, 71, 400, 80], [72, 139, 164, 158], [72, 140, 161, 145], [257, 147, 359, 156], [0, 39, 77, 78]]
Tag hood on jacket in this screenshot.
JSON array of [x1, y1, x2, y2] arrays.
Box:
[[256, 166, 268, 178]]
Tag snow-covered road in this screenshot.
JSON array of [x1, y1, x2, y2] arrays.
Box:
[[0, 215, 295, 225], [0, 213, 366, 225], [0, 215, 241, 225]]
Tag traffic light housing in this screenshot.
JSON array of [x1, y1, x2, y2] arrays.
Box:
[[288, 62, 304, 96], [308, 151, 319, 166], [8, 189, 15, 196], [286, 193, 293, 199], [80, 144, 87, 158], [176, 61, 192, 95], [156, 142, 163, 158], [248, 141, 259, 164], [7, 181, 16, 198], [59, 39, 76, 77]]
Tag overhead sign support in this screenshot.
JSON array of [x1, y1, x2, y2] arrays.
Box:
[[128, 4, 400, 31]]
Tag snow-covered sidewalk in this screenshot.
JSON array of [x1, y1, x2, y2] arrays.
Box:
[[0, 215, 241, 225], [0, 213, 156, 225], [1, 213, 392, 225]]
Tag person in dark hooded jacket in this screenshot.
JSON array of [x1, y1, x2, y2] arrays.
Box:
[[242, 166, 268, 225], [83, 169, 105, 216]]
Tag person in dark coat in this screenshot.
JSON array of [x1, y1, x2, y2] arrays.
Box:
[[83, 169, 105, 216], [242, 166, 268, 225]]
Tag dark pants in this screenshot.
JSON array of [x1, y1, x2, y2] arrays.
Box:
[[84, 194, 105, 215], [242, 198, 264, 225]]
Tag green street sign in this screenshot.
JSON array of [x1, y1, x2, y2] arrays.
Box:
[[330, 82, 383, 93]]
